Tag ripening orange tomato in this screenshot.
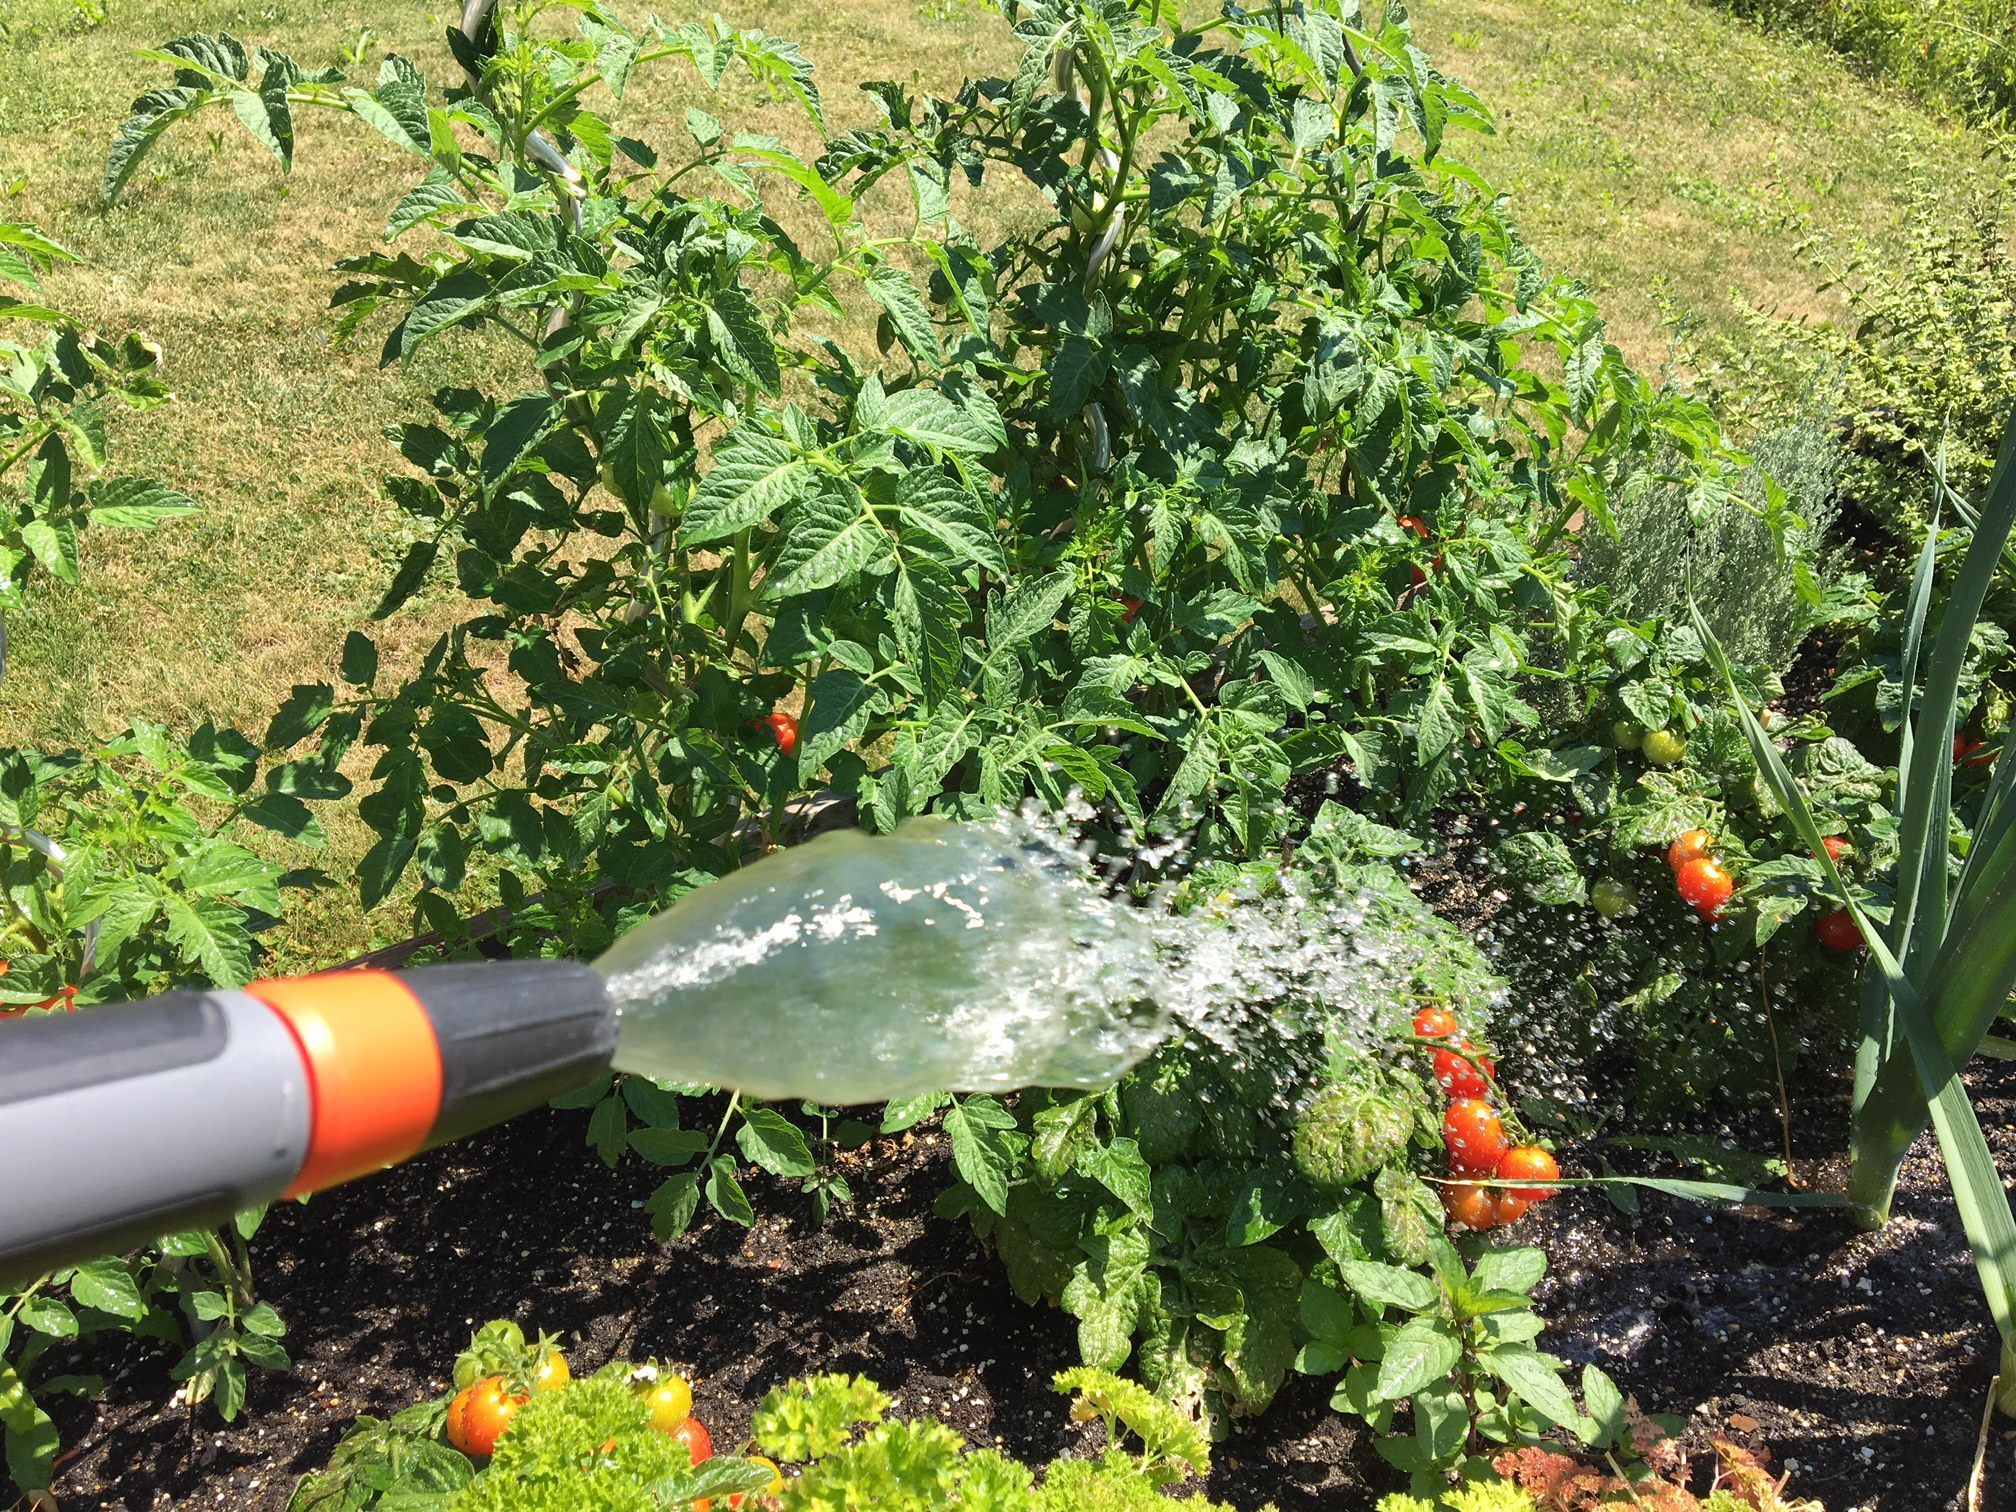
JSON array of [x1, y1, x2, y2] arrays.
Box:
[[1412, 1005, 1459, 1040], [1668, 829, 1714, 872], [1442, 1183, 1498, 1231], [446, 1377, 525, 1459]]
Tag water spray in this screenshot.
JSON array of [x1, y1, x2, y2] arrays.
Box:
[[0, 815, 1172, 1286]]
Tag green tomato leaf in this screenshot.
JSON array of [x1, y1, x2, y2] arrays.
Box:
[[736, 1106, 816, 1178], [796, 669, 880, 777], [706, 1156, 756, 1226], [687, 428, 817, 543], [0, 1359, 57, 1493]]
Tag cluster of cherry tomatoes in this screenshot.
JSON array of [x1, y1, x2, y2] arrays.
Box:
[[1666, 829, 1734, 923], [443, 1344, 781, 1509], [1412, 1005, 1561, 1233]]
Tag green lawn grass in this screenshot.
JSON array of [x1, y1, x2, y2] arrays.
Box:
[[0, 0, 1999, 963]]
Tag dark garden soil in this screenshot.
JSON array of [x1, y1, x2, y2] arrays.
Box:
[[40, 1055, 2016, 1512]]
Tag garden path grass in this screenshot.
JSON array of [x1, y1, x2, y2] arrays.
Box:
[[0, 0, 1999, 961]]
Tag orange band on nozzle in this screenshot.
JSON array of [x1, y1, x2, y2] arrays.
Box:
[[248, 970, 444, 1198]]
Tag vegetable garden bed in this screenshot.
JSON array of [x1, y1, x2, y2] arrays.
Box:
[[36, 1065, 2016, 1511], [11, 0, 2016, 1506]]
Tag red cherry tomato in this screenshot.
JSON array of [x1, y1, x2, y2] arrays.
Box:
[[446, 1376, 525, 1459], [1433, 1041, 1494, 1099], [1395, 515, 1441, 584], [1819, 835, 1851, 864], [1668, 829, 1713, 872], [763, 711, 798, 758], [1496, 1145, 1561, 1202], [1443, 1098, 1509, 1176], [668, 1415, 712, 1467], [1674, 857, 1734, 921], [1814, 909, 1863, 952], [1119, 596, 1145, 623], [1412, 1005, 1459, 1040], [1441, 1183, 1497, 1232]]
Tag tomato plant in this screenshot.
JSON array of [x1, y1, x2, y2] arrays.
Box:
[[0, 222, 191, 635]]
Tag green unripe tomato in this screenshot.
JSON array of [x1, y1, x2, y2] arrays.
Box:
[[1642, 728, 1686, 767], [648, 483, 675, 515], [598, 461, 622, 499], [1067, 198, 1098, 233], [1611, 718, 1644, 751], [1121, 269, 1144, 290], [1591, 878, 1637, 919]]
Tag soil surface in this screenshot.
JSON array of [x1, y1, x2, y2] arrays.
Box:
[[40, 1057, 2016, 1512]]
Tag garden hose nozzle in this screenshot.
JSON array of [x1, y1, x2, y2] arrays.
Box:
[[0, 962, 617, 1288]]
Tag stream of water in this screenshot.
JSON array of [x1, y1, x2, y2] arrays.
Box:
[[596, 808, 1410, 1107]]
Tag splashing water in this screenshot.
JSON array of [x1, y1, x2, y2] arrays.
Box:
[[596, 808, 1414, 1107], [600, 811, 1163, 1102]]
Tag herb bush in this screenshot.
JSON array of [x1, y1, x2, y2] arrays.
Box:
[[296, 1318, 1730, 1509], [292, 1327, 1272, 1510]]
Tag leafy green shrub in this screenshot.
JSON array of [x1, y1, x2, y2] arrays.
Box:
[[86, 0, 1850, 1472], [924, 807, 1634, 1486], [1706, 0, 2016, 126], [104, 0, 1747, 1248], [1, 226, 324, 1497], [1713, 173, 2016, 543], [0, 725, 331, 1492], [1480, 618, 1878, 1114]]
